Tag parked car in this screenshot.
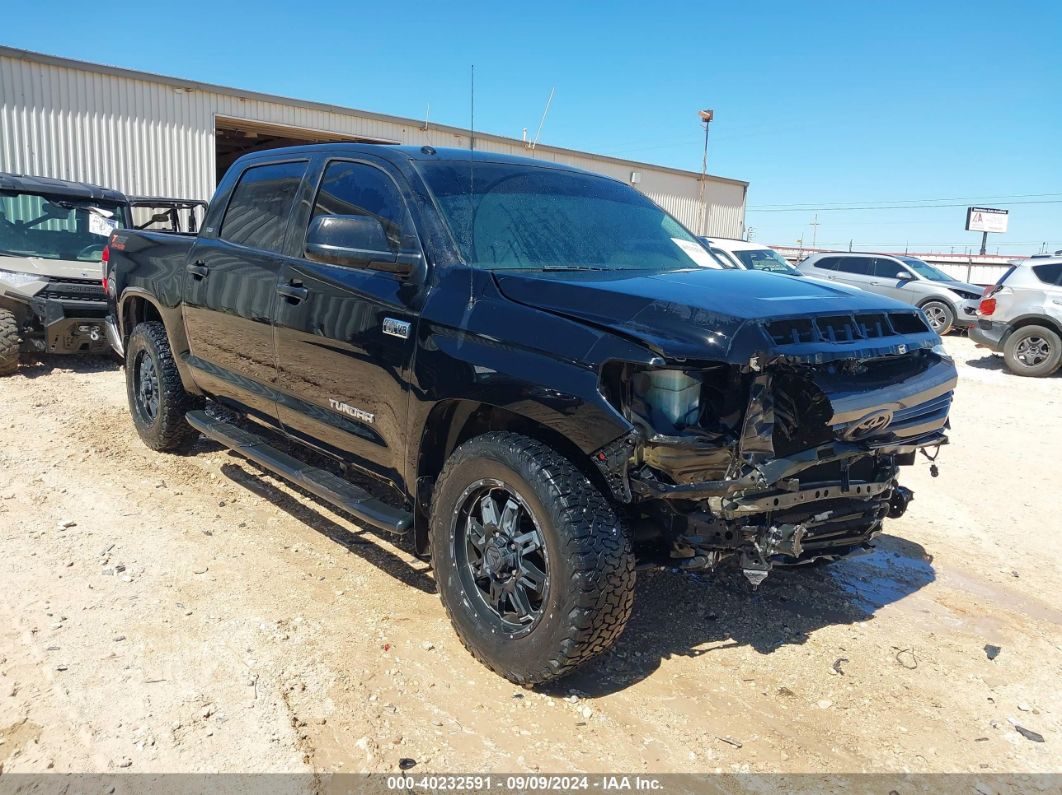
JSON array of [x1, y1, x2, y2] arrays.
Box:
[[971, 257, 1062, 377], [0, 172, 131, 374], [105, 144, 955, 685], [700, 237, 802, 275], [797, 252, 982, 334]]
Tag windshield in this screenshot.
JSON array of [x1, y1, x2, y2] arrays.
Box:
[[0, 191, 124, 262], [415, 161, 724, 272], [734, 247, 799, 274], [900, 256, 956, 282]]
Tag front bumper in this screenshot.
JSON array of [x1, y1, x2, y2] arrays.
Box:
[[28, 295, 110, 355], [970, 318, 1007, 352], [955, 298, 979, 328]]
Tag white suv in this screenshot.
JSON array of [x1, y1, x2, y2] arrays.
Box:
[[972, 257, 1062, 377], [699, 237, 801, 275]]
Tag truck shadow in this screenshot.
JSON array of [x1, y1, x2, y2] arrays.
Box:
[[548, 533, 935, 697], [218, 460, 436, 595], [965, 353, 1062, 378]]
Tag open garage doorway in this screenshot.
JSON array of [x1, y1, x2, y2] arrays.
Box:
[[214, 117, 396, 184]]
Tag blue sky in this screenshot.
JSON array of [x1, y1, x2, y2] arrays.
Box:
[[4, 1, 1060, 253]]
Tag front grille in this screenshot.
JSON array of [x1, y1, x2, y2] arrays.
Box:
[[41, 279, 106, 303], [766, 311, 929, 345]]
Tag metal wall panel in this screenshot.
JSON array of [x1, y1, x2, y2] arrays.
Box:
[[1, 50, 746, 237]]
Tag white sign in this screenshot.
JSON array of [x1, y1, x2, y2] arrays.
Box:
[[966, 206, 1008, 234], [88, 211, 118, 237]]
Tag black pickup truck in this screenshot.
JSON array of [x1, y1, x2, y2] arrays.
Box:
[[106, 144, 956, 684]]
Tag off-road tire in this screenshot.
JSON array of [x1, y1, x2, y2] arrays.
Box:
[[431, 432, 635, 686], [920, 299, 955, 335], [125, 321, 202, 451], [1003, 324, 1062, 377], [0, 309, 20, 376]]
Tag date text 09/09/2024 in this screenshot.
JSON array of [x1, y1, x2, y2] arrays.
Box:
[[385, 775, 665, 791]]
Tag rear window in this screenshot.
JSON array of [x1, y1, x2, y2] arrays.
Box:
[[1031, 263, 1062, 286], [219, 161, 307, 253], [993, 265, 1017, 287]]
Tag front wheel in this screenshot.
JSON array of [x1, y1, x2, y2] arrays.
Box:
[[920, 300, 955, 335], [431, 432, 635, 685], [1003, 325, 1062, 377], [0, 308, 20, 376], [125, 321, 202, 451]]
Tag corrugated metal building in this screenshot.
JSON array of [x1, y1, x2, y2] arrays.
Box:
[[0, 46, 747, 237]]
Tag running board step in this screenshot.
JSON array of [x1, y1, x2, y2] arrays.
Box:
[[185, 410, 412, 535]]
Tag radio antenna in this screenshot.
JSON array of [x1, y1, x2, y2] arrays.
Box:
[[467, 64, 476, 308], [530, 87, 555, 150]]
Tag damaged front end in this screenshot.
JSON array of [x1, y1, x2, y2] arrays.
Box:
[[594, 309, 955, 586]]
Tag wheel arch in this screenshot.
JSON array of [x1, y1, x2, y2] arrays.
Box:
[[118, 290, 201, 394], [0, 296, 31, 324], [1001, 314, 1062, 345], [412, 399, 617, 555]]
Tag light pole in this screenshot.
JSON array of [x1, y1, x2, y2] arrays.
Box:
[[697, 109, 714, 236]]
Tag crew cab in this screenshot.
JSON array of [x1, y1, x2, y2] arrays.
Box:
[[105, 144, 956, 684]]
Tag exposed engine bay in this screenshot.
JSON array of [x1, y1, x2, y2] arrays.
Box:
[[595, 313, 956, 586]]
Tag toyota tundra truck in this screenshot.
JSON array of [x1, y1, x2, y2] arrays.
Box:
[[105, 144, 956, 685]]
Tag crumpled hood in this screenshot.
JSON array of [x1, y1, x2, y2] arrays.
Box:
[[493, 267, 937, 363], [941, 280, 982, 297], [0, 254, 104, 281]]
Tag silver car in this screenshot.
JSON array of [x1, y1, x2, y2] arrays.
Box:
[[797, 252, 981, 334], [971, 257, 1062, 377]]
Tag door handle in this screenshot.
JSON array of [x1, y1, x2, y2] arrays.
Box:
[[187, 262, 208, 279], [277, 281, 309, 304]]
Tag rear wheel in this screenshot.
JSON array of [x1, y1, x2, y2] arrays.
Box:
[[431, 432, 635, 685], [920, 300, 955, 335], [0, 309, 20, 376], [125, 321, 202, 451], [1003, 325, 1062, 377]]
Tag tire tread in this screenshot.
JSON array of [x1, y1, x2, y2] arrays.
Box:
[[431, 431, 635, 685], [0, 309, 20, 376], [126, 321, 202, 451]]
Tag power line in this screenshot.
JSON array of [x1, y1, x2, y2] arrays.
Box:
[[750, 192, 1062, 210], [751, 199, 1062, 213]]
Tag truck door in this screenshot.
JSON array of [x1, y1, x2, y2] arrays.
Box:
[[182, 159, 309, 423], [272, 157, 422, 488]]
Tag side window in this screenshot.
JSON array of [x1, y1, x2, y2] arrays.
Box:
[[837, 257, 872, 276], [309, 161, 417, 255], [1032, 263, 1062, 286], [814, 256, 840, 270], [873, 258, 908, 279], [219, 161, 307, 253]]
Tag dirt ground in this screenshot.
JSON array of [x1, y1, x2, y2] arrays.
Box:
[[0, 334, 1059, 776]]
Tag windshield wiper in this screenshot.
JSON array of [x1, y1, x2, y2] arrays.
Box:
[[537, 265, 613, 272]]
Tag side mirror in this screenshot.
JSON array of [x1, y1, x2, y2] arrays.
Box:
[[896, 270, 915, 281], [305, 215, 421, 276]]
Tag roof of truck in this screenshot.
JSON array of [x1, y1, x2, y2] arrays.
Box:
[[0, 172, 128, 204], [239, 143, 612, 176]]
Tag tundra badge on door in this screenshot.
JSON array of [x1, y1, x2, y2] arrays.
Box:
[[328, 399, 375, 424]]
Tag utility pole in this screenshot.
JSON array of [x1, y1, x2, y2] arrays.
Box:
[[979, 231, 988, 256], [809, 213, 820, 249], [697, 109, 714, 236]]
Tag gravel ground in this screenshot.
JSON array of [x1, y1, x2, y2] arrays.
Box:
[[0, 335, 1059, 776]]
